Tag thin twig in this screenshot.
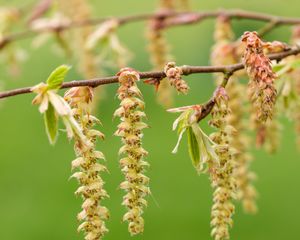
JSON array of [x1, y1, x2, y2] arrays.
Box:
[[197, 71, 234, 122], [2, 9, 300, 49]]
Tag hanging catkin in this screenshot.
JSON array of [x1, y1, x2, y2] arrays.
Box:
[[114, 68, 150, 235]]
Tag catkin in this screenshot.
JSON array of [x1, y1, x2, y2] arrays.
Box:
[[227, 79, 258, 213], [283, 25, 300, 149], [114, 68, 150, 235], [243, 31, 280, 151], [179, 0, 191, 10], [65, 86, 109, 240], [57, 0, 104, 111], [146, 5, 174, 108], [160, 0, 176, 9], [56, 0, 97, 79], [160, 0, 190, 10], [242, 31, 277, 123], [209, 87, 237, 240]]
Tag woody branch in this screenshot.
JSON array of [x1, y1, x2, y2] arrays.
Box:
[[2, 9, 300, 49]]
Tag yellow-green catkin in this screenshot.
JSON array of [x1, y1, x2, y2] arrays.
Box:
[[228, 79, 258, 213], [146, 1, 174, 108], [178, 0, 191, 10], [57, 0, 104, 112], [209, 87, 237, 240], [114, 68, 150, 235], [0, 7, 23, 76], [211, 16, 257, 214], [282, 25, 300, 148], [294, 109, 300, 148], [211, 15, 235, 67], [64, 86, 109, 240], [160, 0, 176, 9], [256, 111, 281, 153], [160, 0, 190, 10], [57, 0, 97, 78]]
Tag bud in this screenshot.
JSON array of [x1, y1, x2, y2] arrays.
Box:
[[164, 62, 190, 94], [64, 86, 93, 107]]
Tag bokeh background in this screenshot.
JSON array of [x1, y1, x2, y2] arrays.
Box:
[[0, 0, 300, 239]]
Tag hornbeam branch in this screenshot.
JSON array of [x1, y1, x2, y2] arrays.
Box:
[[0, 46, 299, 98], [2, 9, 300, 49]]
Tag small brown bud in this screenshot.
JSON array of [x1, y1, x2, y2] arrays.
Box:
[[64, 86, 93, 107], [164, 62, 189, 94]]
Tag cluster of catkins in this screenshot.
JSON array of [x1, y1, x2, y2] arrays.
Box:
[[64, 67, 151, 238], [206, 18, 286, 240], [211, 16, 257, 215], [114, 68, 150, 235], [64, 86, 109, 240], [14, 2, 300, 240], [167, 19, 285, 240]]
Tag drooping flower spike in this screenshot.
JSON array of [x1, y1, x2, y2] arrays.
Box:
[[115, 68, 150, 235], [147, 2, 174, 108], [209, 87, 238, 240], [242, 31, 277, 123], [65, 86, 110, 240]]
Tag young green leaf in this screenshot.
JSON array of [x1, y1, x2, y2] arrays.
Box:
[[171, 109, 192, 153], [197, 125, 219, 165], [47, 91, 71, 116], [46, 65, 71, 90], [172, 127, 186, 154], [187, 126, 200, 168], [191, 123, 209, 173], [44, 102, 58, 145]]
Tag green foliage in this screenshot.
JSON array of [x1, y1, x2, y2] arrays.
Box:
[[187, 126, 200, 167], [46, 65, 71, 90], [191, 123, 219, 172], [170, 106, 219, 173], [31, 65, 91, 146]]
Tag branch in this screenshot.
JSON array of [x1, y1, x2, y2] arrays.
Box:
[[197, 72, 234, 122], [0, 46, 299, 100], [2, 9, 300, 49]]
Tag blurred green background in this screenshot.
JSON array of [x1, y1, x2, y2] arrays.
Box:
[[0, 0, 300, 239]]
